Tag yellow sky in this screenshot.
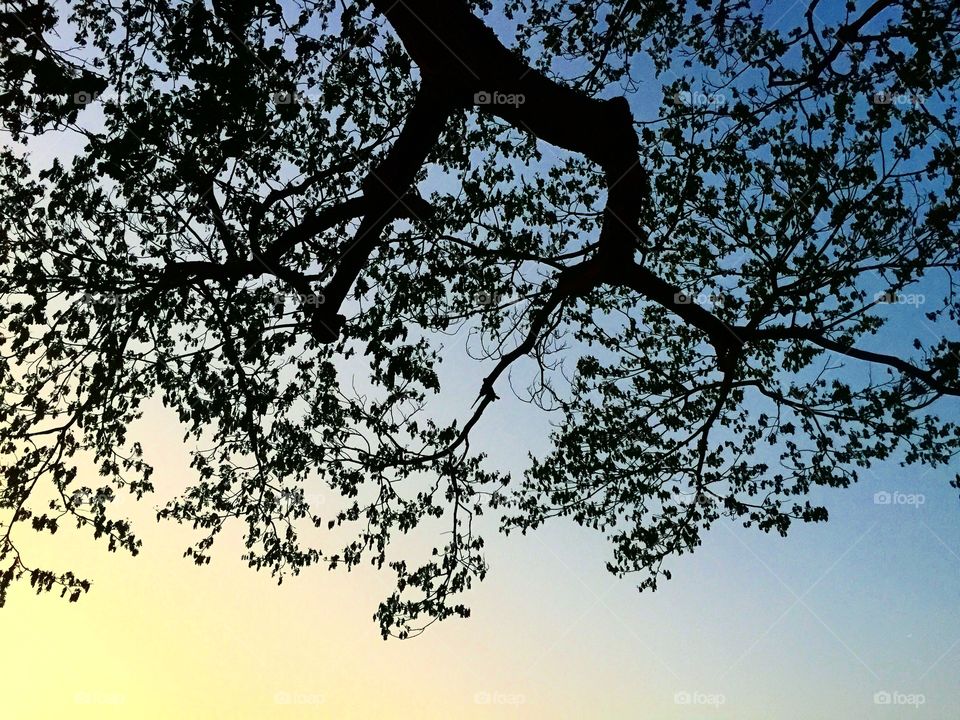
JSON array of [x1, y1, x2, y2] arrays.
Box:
[[3, 400, 959, 720]]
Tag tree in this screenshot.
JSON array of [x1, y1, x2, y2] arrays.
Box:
[[1, 0, 959, 638]]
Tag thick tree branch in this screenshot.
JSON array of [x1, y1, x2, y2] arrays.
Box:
[[609, 261, 746, 357], [371, 0, 649, 263], [308, 80, 455, 342]]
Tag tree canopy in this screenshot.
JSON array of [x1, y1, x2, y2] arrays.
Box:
[[2, 0, 959, 637]]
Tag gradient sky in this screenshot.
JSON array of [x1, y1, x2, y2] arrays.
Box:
[[3, 0, 960, 718], [3, 381, 959, 719]]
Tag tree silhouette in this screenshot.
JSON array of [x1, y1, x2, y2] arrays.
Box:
[[1, 0, 959, 637]]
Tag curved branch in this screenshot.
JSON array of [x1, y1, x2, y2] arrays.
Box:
[[745, 325, 960, 397]]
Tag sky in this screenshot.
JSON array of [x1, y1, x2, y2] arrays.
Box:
[[3, 381, 959, 719], [3, 0, 960, 718]]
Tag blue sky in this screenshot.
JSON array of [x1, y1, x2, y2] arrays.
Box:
[[3, 0, 959, 717]]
